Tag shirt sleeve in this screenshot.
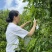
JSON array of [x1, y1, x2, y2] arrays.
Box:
[[11, 26, 29, 38]]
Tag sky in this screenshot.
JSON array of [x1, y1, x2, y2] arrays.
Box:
[[0, 0, 28, 14]]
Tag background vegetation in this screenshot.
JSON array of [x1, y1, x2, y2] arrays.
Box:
[[0, 0, 52, 52]]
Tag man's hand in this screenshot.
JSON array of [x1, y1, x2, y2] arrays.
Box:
[[33, 20, 36, 26], [20, 20, 31, 28], [28, 18, 37, 36], [26, 20, 31, 24]]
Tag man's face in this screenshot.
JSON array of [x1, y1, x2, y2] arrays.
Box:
[[14, 15, 20, 24]]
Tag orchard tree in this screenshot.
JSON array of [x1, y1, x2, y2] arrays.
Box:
[[18, 0, 52, 52]]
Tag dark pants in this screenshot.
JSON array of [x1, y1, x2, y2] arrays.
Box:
[[15, 50, 21, 52], [15, 51, 18, 52]]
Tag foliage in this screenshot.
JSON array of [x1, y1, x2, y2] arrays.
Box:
[[0, 10, 9, 52], [18, 0, 52, 52], [0, 0, 52, 52]]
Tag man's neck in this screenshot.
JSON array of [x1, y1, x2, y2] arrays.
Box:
[[12, 21, 17, 25]]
